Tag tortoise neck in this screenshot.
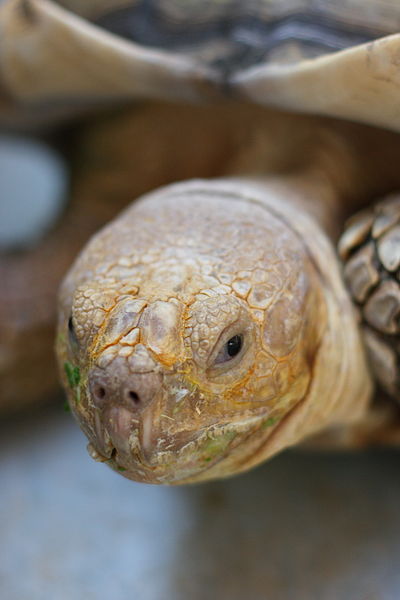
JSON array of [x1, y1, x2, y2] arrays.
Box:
[[268, 120, 400, 239], [240, 170, 341, 240], [222, 110, 400, 240], [296, 120, 400, 229], [219, 111, 376, 239]]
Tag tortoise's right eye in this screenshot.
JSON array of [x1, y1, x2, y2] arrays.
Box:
[[68, 314, 79, 352]]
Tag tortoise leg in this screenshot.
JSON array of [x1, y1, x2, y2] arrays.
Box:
[[338, 195, 400, 400]]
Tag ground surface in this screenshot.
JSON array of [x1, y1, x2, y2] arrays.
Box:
[[1, 404, 400, 600]]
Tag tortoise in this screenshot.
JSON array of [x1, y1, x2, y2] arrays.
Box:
[[2, 0, 400, 483]]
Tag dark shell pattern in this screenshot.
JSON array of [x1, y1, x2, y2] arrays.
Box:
[[62, 0, 400, 75]]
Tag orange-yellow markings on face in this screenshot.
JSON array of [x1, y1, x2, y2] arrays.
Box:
[[120, 328, 140, 346], [89, 297, 146, 358], [140, 300, 185, 367], [232, 279, 251, 299]]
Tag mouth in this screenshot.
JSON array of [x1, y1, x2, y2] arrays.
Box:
[[86, 409, 283, 484]]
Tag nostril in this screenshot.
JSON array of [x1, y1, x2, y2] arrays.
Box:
[[89, 370, 109, 408], [93, 384, 106, 402], [128, 390, 141, 406]]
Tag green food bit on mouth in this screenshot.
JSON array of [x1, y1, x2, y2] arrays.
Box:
[[64, 361, 80, 388], [63, 400, 71, 413], [64, 362, 81, 403], [261, 416, 280, 429], [117, 466, 127, 472], [202, 431, 236, 462]]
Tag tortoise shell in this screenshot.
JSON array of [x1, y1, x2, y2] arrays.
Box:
[[1, 0, 400, 129], [90, 0, 400, 71]]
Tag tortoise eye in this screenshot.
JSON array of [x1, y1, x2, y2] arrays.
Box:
[[214, 334, 244, 365], [226, 335, 243, 358], [68, 314, 79, 351]]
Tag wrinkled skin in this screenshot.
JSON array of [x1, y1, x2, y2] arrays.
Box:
[[57, 179, 371, 484]]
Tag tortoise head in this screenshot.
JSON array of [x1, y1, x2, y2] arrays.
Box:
[[57, 179, 370, 484]]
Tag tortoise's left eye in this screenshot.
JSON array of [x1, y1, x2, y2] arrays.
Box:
[[68, 314, 79, 352], [226, 335, 243, 358], [214, 334, 244, 365]]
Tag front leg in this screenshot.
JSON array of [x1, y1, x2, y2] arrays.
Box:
[[339, 195, 400, 401]]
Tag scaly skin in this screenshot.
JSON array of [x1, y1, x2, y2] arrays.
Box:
[[57, 177, 371, 484]]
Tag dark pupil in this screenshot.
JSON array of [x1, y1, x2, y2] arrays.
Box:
[[226, 335, 242, 358]]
